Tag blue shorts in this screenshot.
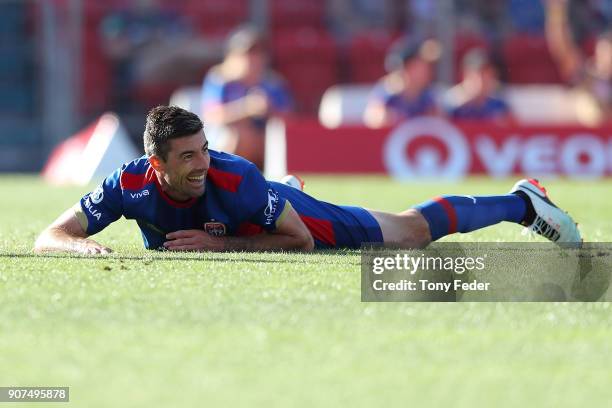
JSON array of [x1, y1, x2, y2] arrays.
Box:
[[271, 182, 384, 249], [332, 205, 385, 249]]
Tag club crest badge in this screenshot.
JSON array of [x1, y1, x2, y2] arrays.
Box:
[[91, 185, 104, 204], [204, 221, 226, 237]]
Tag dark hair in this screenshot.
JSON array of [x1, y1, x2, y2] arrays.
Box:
[[385, 38, 441, 72], [225, 24, 266, 55], [143, 105, 204, 160]]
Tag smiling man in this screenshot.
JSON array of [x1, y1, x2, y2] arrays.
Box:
[[35, 106, 581, 255]]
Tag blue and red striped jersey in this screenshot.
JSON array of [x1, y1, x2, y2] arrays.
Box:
[[77, 150, 383, 249]]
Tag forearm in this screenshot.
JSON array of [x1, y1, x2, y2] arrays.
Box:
[[204, 98, 258, 125], [545, 0, 576, 60], [205, 102, 247, 125], [164, 202, 315, 253], [34, 227, 110, 254], [164, 229, 314, 252], [220, 231, 314, 252]]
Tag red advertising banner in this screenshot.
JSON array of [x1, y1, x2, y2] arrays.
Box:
[[282, 117, 612, 178]]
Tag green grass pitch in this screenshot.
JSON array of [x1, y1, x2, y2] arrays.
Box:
[[1, 175, 611, 407]]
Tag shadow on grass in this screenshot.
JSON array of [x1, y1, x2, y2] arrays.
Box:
[[0, 249, 361, 265]]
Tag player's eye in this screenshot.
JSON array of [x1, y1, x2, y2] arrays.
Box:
[[183, 154, 193, 160]]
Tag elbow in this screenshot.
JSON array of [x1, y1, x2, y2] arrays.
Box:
[[33, 226, 72, 253], [299, 232, 315, 252], [363, 110, 382, 129], [33, 229, 51, 253], [363, 103, 388, 129]]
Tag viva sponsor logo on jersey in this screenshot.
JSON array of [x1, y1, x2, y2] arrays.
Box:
[[130, 190, 150, 199]]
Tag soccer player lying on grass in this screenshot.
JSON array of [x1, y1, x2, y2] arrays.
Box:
[[34, 106, 581, 255]]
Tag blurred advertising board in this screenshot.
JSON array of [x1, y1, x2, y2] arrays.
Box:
[[270, 117, 612, 179]]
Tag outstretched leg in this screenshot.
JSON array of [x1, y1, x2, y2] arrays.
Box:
[[413, 193, 528, 241], [369, 192, 527, 249], [368, 179, 581, 248], [368, 208, 432, 248]]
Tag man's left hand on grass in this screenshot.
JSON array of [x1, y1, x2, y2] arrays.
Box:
[[164, 230, 225, 251]]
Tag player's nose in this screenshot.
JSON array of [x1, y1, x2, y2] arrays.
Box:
[[194, 151, 210, 171]]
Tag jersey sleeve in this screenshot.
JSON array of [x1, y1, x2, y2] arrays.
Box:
[[74, 167, 124, 235], [422, 88, 438, 113], [369, 80, 397, 108], [236, 164, 287, 231], [201, 70, 228, 110], [493, 97, 511, 116], [266, 77, 294, 113]]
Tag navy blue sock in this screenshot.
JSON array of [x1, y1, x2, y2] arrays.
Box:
[[414, 195, 527, 241]]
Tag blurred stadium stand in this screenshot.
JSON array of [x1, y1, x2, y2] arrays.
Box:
[[0, 1, 39, 171], [272, 28, 339, 112], [183, 0, 250, 35], [0, 0, 609, 172], [501, 33, 562, 84], [348, 31, 398, 83], [270, 0, 326, 32]]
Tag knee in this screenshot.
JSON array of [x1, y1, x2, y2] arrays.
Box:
[[401, 209, 432, 248]]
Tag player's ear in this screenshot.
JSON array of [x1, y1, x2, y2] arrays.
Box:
[[148, 155, 165, 172]]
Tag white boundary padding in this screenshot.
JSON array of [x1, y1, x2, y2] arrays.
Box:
[[43, 112, 140, 185], [77, 113, 119, 184], [264, 117, 288, 181], [318, 84, 373, 128], [78, 113, 141, 185], [503, 85, 578, 124], [318, 84, 580, 127]]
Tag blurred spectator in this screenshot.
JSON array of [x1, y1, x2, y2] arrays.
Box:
[[546, 0, 611, 125], [201, 26, 293, 169], [363, 38, 441, 128], [593, 0, 612, 26], [565, 0, 612, 43], [444, 48, 513, 123]]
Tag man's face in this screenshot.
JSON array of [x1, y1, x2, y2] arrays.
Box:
[[403, 58, 433, 91], [245, 46, 267, 78], [464, 65, 498, 96], [155, 131, 210, 201]]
